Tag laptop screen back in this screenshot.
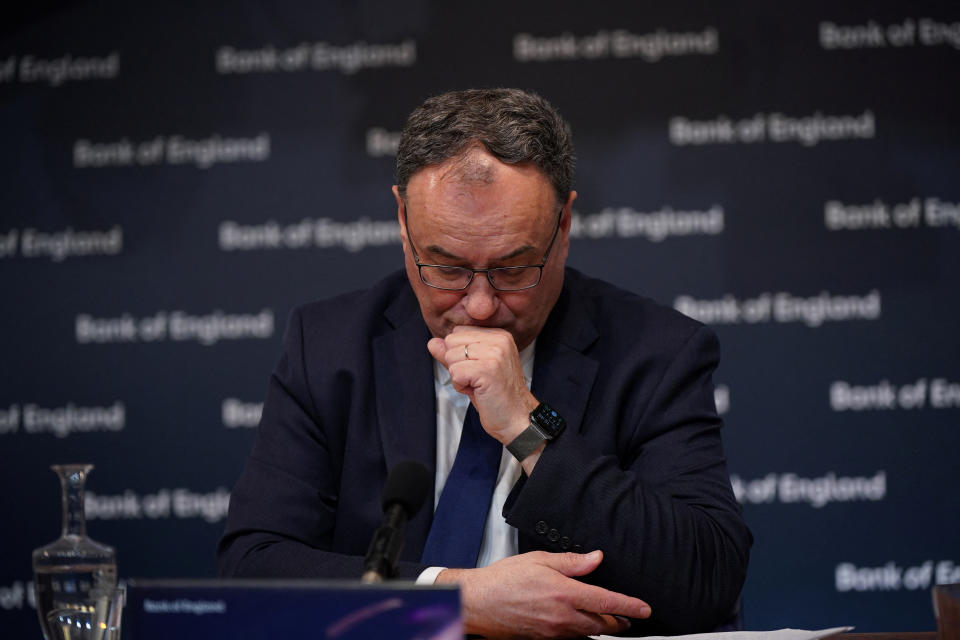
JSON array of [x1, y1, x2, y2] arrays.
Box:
[[124, 579, 462, 640]]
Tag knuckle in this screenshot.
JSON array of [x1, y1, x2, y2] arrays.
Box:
[[543, 617, 572, 637]]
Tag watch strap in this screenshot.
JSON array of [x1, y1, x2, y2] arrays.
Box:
[[506, 422, 547, 461]]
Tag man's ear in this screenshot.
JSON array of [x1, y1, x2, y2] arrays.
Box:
[[557, 190, 577, 254], [392, 185, 408, 245], [562, 190, 577, 233]]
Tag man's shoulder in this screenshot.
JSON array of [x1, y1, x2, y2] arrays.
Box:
[[562, 267, 706, 341], [287, 270, 417, 346], [293, 270, 412, 323]]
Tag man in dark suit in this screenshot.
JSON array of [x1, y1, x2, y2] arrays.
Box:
[[218, 88, 751, 638]]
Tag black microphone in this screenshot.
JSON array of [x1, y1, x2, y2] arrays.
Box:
[[361, 460, 431, 583]]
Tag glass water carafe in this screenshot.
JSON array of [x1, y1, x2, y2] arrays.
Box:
[[32, 464, 118, 640]]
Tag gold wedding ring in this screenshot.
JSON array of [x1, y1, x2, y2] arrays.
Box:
[[464, 344, 470, 360]]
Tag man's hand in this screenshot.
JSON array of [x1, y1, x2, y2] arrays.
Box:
[[435, 550, 651, 639], [428, 326, 539, 445]]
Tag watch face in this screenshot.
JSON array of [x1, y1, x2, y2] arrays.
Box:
[[531, 402, 566, 437]]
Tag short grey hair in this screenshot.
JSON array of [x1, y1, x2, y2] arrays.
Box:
[[395, 88, 575, 204]]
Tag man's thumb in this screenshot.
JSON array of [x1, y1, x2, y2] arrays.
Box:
[[550, 550, 604, 577]]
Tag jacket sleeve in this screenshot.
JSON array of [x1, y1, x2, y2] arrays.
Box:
[[216, 306, 427, 580], [503, 325, 751, 634]]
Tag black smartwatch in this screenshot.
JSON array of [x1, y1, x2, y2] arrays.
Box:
[[507, 402, 566, 461]]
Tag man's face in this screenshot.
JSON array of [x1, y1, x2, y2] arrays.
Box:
[[393, 149, 575, 351]]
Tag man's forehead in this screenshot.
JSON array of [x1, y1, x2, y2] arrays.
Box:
[[436, 146, 500, 188], [406, 158, 555, 211]]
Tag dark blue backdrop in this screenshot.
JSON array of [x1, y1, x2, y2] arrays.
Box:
[[2, 2, 959, 638]]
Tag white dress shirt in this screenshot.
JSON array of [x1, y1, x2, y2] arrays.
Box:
[[416, 341, 536, 584]]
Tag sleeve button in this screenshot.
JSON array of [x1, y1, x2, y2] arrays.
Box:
[[535, 520, 548, 535], [547, 528, 560, 543]]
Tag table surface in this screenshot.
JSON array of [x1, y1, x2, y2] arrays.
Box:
[[823, 632, 938, 640]]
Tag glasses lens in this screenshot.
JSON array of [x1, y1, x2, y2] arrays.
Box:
[[420, 265, 472, 289], [489, 266, 541, 291]]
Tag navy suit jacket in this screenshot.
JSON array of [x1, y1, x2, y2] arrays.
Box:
[[218, 268, 751, 634]]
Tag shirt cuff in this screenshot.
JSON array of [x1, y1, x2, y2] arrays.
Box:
[[415, 566, 447, 585]]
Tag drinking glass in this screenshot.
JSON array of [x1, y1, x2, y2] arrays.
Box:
[[45, 585, 125, 640], [33, 464, 118, 640]]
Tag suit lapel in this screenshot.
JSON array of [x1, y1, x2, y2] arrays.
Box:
[[372, 286, 437, 554], [531, 275, 600, 436]]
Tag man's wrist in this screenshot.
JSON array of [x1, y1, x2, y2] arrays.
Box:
[[433, 567, 468, 585], [507, 400, 566, 463], [499, 393, 541, 445]]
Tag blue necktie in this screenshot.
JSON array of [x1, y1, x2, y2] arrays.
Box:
[[420, 404, 502, 568]]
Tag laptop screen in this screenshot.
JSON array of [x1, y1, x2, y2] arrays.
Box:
[[124, 579, 462, 640]]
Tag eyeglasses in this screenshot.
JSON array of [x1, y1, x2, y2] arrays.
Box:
[[403, 208, 563, 291]]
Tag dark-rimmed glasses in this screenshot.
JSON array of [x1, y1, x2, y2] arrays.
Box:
[[403, 208, 563, 291]]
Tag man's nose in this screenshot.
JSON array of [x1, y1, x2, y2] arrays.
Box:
[[463, 273, 499, 320]]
